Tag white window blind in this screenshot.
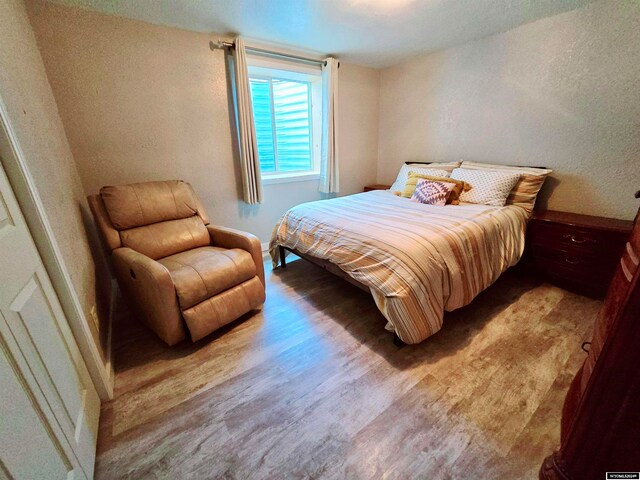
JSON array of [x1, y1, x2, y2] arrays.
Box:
[[249, 77, 313, 174]]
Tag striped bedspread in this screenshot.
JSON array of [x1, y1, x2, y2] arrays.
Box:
[[269, 190, 529, 344]]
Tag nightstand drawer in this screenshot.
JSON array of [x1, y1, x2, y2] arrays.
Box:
[[528, 221, 621, 256], [530, 244, 617, 277], [535, 260, 604, 297]]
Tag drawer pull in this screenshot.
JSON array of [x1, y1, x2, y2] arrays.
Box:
[[563, 234, 594, 245], [564, 257, 582, 265]]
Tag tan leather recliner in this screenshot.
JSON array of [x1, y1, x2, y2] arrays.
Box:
[[88, 180, 265, 345]]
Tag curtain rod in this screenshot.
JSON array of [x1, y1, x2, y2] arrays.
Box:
[[212, 40, 327, 67]]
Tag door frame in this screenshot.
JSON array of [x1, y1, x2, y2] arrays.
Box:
[[0, 94, 113, 400]]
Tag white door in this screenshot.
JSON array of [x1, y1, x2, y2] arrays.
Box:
[[0, 156, 100, 479]]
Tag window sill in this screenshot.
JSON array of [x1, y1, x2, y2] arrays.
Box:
[[262, 172, 320, 185]]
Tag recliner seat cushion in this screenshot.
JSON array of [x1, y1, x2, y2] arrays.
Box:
[[159, 246, 257, 309]]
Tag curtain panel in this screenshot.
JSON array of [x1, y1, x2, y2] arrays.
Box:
[[232, 37, 263, 204], [319, 57, 339, 194]]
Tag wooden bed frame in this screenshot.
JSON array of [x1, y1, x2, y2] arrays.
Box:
[[277, 244, 407, 346]]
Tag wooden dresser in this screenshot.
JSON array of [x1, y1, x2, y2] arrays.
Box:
[[540, 203, 640, 479], [363, 184, 391, 192], [526, 210, 633, 297]]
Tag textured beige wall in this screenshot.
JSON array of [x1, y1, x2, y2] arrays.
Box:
[[27, 1, 379, 243], [0, 0, 106, 361], [378, 0, 640, 220]]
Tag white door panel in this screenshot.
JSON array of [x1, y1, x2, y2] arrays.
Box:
[[0, 328, 79, 480], [0, 155, 99, 479], [10, 276, 85, 420]]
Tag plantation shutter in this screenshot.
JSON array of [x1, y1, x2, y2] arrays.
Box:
[[249, 78, 312, 173]]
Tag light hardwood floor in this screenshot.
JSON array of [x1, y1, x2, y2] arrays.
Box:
[[96, 257, 600, 479]]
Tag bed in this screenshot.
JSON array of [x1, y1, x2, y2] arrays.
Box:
[[269, 189, 530, 345]]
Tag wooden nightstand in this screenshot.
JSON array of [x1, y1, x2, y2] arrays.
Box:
[[363, 184, 391, 192], [526, 210, 633, 298]]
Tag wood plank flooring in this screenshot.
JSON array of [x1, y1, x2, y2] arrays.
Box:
[[95, 257, 600, 479]]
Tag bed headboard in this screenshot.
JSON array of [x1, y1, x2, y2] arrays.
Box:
[[405, 161, 548, 169]]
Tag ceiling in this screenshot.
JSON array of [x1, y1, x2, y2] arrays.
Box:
[[47, 0, 595, 68]]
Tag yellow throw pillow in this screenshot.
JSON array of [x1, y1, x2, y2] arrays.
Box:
[[402, 172, 470, 204]]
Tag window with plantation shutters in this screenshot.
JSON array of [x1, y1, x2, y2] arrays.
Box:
[[250, 77, 313, 174], [247, 61, 322, 183]]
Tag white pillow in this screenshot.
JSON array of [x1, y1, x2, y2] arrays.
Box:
[[450, 168, 521, 206], [390, 164, 452, 193]]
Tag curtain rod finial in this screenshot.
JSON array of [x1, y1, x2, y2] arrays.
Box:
[[210, 39, 229, 51]]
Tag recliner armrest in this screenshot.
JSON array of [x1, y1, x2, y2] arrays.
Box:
[[113, 247, 171, 283], [111, 247, 185, 345], [207, 225, 265, 288]]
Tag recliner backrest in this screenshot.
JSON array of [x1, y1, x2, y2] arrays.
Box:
[[91, 180, 211, 259]]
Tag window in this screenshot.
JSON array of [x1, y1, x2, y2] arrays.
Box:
[[248, 61, 322, 183]]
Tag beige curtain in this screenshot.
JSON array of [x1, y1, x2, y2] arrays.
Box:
[[319, 57, 339, 194], [232, 37, 263, 204]]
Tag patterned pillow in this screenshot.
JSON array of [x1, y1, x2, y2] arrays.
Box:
[[389, 164, 452, 193], [460, 161, 552, 214], [450, 168, 520, 206], [402, 172, 471, 203], [410, 179, 456, 206]]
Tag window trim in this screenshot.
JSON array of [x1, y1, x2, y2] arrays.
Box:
[[261, 172, 320, 185]]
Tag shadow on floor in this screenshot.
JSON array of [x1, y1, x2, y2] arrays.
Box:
[[109, 255, 543, 376], [110, 299, 262, 373], [271, 257, 543, 370]]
